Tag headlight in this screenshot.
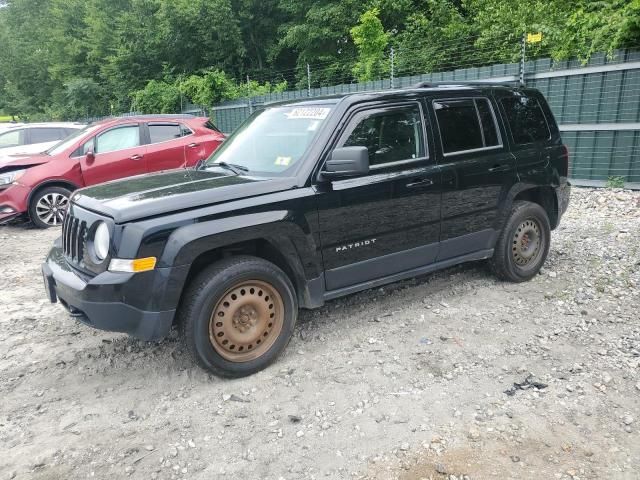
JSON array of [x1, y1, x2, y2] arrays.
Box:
[[0, 169, 26, 187], [93, 222, 110, 261]]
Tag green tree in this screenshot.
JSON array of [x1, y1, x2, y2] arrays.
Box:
[[132, 80, 182, 113], [179, 70, 240, 106], [350, 7, 390, 82], [393, 1, 471, 76], [277, 0, 368, 86], [0, 0, 638, 119], [63, 78, 105, 120]]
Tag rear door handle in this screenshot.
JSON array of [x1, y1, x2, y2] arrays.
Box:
[[187, 143, 199, 148], [130, 154, 143, 160], [406, 178, 434, 188], [488, 164, 510, 173]]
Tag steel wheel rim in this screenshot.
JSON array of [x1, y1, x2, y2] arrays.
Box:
[[209, 280, 284, 362], [512, 218, 542, 266], [35, 193, 69, 226]]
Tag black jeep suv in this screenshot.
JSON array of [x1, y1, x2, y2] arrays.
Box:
[[42, 84, 570, 377]]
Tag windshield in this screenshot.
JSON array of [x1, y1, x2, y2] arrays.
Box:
[[204, 105, 333, 174], [46, 124, 101, 156]]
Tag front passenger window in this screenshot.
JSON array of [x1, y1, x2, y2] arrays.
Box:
[[343, 106, 425, 167], [95, 125, 140, 154]]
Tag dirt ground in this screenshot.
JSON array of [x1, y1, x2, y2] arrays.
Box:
[[1, 187, 639, 480]]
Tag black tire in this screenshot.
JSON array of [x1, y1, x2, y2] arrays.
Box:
[[490, 200, 551, 282], [28, 186, 71, 229], [178, 255, 298, 378]]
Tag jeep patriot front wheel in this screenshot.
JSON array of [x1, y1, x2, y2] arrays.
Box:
[[179, 256, 297, 377], [209, 280, 284, 362]]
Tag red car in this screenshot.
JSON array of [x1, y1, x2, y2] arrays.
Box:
[[0, 115, 224, 228]]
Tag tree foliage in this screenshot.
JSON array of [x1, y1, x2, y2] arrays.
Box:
[[350, 8, 389, 82], [0, 0, 638, 119], [132, 80, 182, 114]]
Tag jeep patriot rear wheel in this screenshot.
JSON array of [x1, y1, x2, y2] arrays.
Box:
[[491, 200, 551, 282], [178, 256, 297, 377]]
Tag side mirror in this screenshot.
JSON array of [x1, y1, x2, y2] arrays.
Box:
[[85, 150, 95, 163], [322, 146, 369, 180]]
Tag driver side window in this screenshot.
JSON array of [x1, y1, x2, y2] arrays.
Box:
[[342, 105, 425, 167]]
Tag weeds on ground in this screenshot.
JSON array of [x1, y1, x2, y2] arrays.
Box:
[[605, 176, 625, 188]]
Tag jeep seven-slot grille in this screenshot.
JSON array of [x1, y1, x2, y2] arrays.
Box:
[[62, 213, 87, 263]]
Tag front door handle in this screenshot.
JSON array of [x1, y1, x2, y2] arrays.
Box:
[[406, 178, 434, 188], [488, 164, 510, 173], [187, 143, 200, 148], [130, 154, 144, 160]]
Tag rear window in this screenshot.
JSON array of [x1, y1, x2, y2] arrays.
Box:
[[500, 94, 550, 144], [433, 98, 501, 154]]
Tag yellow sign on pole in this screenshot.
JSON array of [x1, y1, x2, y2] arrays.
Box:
[[527, 32, 543, 44]]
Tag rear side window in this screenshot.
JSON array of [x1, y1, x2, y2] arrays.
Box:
[[180, 124, 193, 137], [342, 105, 425, 167], [148, 123, 182, 144], [30, 128, 66, 144], [204, 120, 221, 133], [434, 98, 501, 154], [500, 95, 550, 144]]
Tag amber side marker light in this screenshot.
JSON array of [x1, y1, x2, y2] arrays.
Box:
[[108, 257, 157, 273]]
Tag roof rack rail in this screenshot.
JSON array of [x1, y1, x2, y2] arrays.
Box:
[[412, 80, 521, 88]]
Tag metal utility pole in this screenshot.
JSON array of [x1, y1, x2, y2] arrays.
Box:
[[307, 63, 312, 97], [247, 75, 253, 114], [390, 46, 395, 89], [520, 33, 526, 86]]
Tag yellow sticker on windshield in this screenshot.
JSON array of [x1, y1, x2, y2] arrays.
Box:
[[286, 108, 330, 120], [275, 156, 292, 166]]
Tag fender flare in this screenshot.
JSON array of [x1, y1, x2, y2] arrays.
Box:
[[157, 211, 323, 307], [27, 179, 81, 208]]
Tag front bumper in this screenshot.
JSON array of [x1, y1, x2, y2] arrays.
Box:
[[0, 184, 30, 223], [42, 239, 180, 341]]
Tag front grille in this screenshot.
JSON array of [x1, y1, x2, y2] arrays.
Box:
[[62, 213, 87, 263]]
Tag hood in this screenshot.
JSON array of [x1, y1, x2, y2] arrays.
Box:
[[72, 168, 297, 223], [0, 153, 50, 171], [0, 142, 55, 159]]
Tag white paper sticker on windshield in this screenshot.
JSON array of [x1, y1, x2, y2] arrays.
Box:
[[275, 156, 292, 166], [286, 107, 330, 120]]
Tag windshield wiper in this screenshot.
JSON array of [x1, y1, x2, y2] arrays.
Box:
[[211, 161, 249, 174]]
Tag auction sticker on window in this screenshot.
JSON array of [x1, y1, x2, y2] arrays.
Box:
[[275, 156, 292, 166], [286, 107, 330, 120]]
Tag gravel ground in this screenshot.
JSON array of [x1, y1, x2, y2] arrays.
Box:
[[1, 187, 639, 480]]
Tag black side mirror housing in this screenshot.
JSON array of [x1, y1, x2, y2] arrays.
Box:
[[322, 146, 370, 180]]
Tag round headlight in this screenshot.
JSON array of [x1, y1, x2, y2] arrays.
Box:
[[93, 222, 110, 261]]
